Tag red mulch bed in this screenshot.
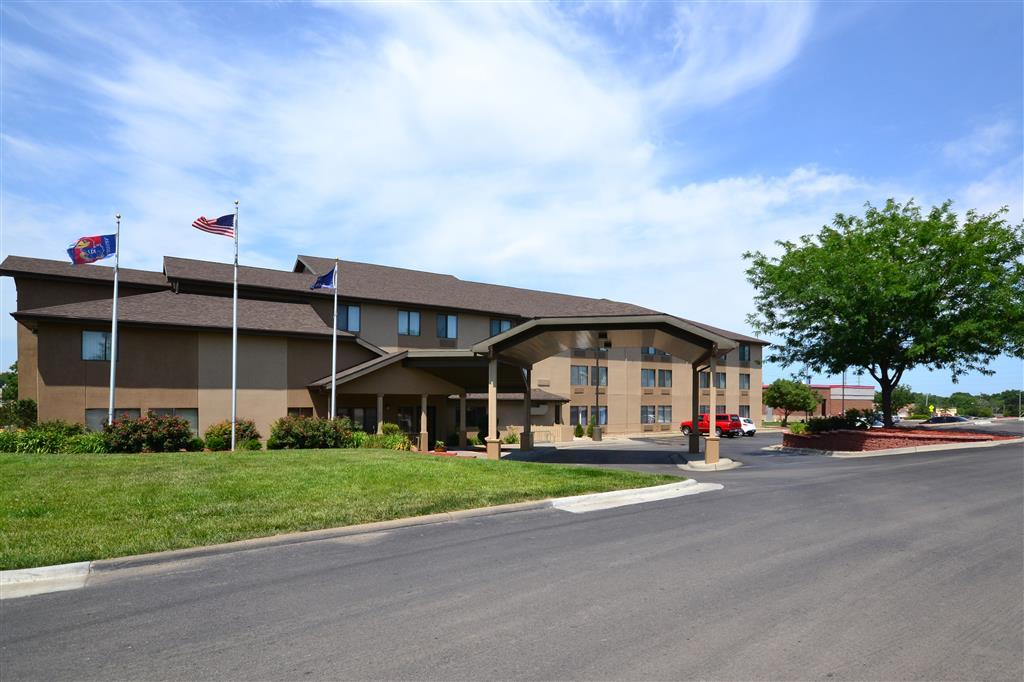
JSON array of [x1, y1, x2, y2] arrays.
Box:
[[783, 428, 1015, 452]]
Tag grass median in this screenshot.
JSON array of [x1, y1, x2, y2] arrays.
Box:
[[0, 449, 679, 569]]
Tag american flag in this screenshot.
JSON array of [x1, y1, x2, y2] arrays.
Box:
[[192, 214, 235, 237]]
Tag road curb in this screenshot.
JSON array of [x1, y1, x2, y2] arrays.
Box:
[[779, 436, 1024, 458], [5, 480, 703, 595]]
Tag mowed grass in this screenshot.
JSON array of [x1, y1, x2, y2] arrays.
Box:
[[0, 449, 679, 569]]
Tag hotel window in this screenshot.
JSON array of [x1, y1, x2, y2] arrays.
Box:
[[82, 331, 113, 361], [436, 314, 458, 339], [84, 408, 140, 432], [658, 369, 672, 388], [699, 371, 710, 389], [739, 373, 751, 390], [490, 318, 512, 337], [569, 406, 588, 426], [288, 407, 314, 418], [337, 305, 360, 333], [641, 347, 669, 357], [715, 372, 727, 389], [150, 408, 199, 434], [641, 368, 656, 387], [570, 365, 589, 386], [590, 366, 608, 387], [398, 310, 421, 336], [739, 343, 751, 362], [590, 406, 608, 426], [658, 405, 672, 423], [719, 353, 728, 364], [739, 405, 751, 418], [640, 405, 656, 424], [699, 404, 710, 415], [716, 405, 727, 414]]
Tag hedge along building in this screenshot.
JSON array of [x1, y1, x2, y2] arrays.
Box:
[[1, 254, 766, 459]]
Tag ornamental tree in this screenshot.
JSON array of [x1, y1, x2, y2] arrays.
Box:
[[763, 379, 820, 425], [745, 199, 1024, 426]]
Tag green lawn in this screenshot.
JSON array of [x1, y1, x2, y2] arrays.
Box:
[[0, 449, 679, 569]]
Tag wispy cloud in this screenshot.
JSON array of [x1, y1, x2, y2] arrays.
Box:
[[943, 119, 1018, 165]]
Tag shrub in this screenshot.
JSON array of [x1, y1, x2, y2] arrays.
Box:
[[238, 438, 262, 451], [267, 415, 352, 450], [103, 412, 193, 453], [380, 422, 402, 436], [586, 415, 596, 438], [65, 432, 108, 454], [0, 399, 37, 428], [204, 419, 261, 451], [574, 423, 585, 438], [365, 433, 413, 451], [910, 413, 931, 420], [349, 430, 371, 448], [502, 430, 520, 444], [186, 437, 205, 452], [0, 428, 18, 453], [468, 435, 483, 446], [788, 422, 808, 435]]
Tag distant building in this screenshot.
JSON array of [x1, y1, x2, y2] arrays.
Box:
[[763, 383, 874, 421]]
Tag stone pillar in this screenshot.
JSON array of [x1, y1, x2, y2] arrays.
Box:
[[705, 354, 720, 464], [458, 392, 467, 448], [376, 393, 384, 435], [521, 368, 533, 451], [689, 363, 701, 454], [486, 358, 501, 460], [419, 393, 429, 453]]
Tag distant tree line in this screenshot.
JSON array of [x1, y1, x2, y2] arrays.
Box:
[[877, 384, 1022, 418]]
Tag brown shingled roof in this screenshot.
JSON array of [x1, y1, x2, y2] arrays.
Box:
[[13, 289, 346, 338], [0, 255, 168, 288]]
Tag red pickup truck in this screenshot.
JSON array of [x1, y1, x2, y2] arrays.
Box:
[[679, 413, 743, 438]]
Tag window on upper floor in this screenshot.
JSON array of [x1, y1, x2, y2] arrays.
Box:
[[641, 368, 656, 387], [337, 305, 360, 333], [82, 331, 113, 361], [715, 372, 727, 389], [570, 365, 589, 386], [490, 318, 512, 337], [436, 314, 458, 339], [658, 369, 672, 388], [739, 343, 751, 362], [398, 310, 421, 336], [590, 366, 608, 387], [739, 373, 751, 390], [699, 371, 710, 389]]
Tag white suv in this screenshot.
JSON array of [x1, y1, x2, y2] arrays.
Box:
[[739, 417, 757, 436]]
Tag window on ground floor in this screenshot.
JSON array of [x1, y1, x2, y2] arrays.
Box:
[[739, 405, 751, 418], [590, 405, 608, 426], [337, 406, 378, 432], [569, 405, 588, 426], [699, 404, 710, 415], [716, 405, 727, 414], [84, 407, 141, 432], [640, 405, 656, 424], [658, 405, 672, 423], [288, 407, 314, 418], [149, 407, 199, 433]]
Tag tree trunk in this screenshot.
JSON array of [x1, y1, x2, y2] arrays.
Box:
[[879, 380, 894, 427], [781, 410, 790, 426]]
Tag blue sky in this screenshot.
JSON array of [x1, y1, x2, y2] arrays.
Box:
[[2, 1, 1021, 396]]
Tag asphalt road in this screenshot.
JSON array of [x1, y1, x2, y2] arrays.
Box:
[[2, 435, 1022, 681]]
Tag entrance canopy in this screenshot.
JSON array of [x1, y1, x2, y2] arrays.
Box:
[[471, 314, 736, 367]]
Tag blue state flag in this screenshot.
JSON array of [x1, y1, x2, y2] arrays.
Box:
[[67, 234, 117, 265], [310, 268, 336, 290]]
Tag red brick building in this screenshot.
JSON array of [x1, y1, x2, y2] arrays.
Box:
[[763, 384, 875, 421]]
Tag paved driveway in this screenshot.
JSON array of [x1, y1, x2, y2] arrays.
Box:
[[2, 438, 1021, 680]]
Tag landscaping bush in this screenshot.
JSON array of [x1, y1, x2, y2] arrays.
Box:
[[0, 428, 18, 453], [502, 430, 520, 444], [238, 438, 262, 451], [365, 432, 413, 451], [204, 419, 261, 451], [806, 410, 870, 434], [910, 413, 931, 420], [788, 422, 808, 435], [65, 432, 108, 454], [104, 412, 193, 453], [574, 423, 585, 438], [380, 422, 402, 436], [468, 435, 483, 446], [586, 415, 596, 438], [0, 399, 37, 428], [349, 430, 371, 448], [186, 437, 205, 452], [267, 415, 352, 450]]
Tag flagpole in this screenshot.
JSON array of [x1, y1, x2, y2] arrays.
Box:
[[330, 259, 338, 420], [107, 213, 121, 427], [231, 200, 239, 451]]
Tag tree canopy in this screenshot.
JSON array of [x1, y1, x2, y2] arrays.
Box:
[[763, 379, 820, 425], [745, 199, 1024, 425]]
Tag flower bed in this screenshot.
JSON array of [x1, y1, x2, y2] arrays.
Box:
[[783, 428, 1014, 452]]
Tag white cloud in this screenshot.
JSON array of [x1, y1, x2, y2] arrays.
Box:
[[943, 120, 1017, 166]]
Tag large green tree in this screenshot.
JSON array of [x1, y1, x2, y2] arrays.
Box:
[[745, 200, 1024, 426], [763, 379, 820, 425]]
